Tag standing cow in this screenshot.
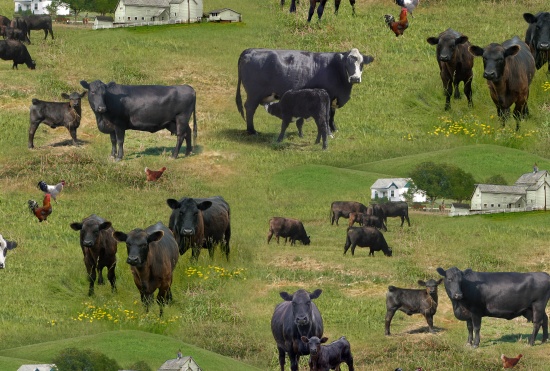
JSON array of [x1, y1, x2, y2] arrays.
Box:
[[10, 17, 29, 43], [343, 226, 392, 257], [0, 234, 17, 269], [267, 217, 311, 246], [70, 214, 118, 296], [271, 289, 324, 371], [427, 28, 474, 111], [282, 0, 356, 21], [437, 267, 550, 347], [469, 36, 535, 130], [23, 15, 54, 41], [167, 196, 231, 260], [236, 48, 373, 136], [524, 12, 550, 73], [330, 201, 369, 225], [0, 39, 35, 69], [113, 222, 179, 316], [264, 88, 331, 150], [379, 201, 410, 227], [80, 80, 197, 161]]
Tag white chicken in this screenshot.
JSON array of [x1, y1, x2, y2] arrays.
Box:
[[395, 0, 419, 17], [37, 180, 65, 203]]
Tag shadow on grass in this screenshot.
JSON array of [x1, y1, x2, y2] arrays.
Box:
[[405, 326, 445, 335], [492, 332, 543, 345], [127, 145, 203, 159], [48, 139, 90, 147], [218, 128, 323, 151]]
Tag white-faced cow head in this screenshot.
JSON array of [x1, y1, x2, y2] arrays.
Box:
[[80, 80, 112, 113], [0, 234, 17, 269], [342, 48, 374, 84]]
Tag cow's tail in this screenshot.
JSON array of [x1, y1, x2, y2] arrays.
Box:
[[236, 55, 245, 121], [192, 98, 197, 143]]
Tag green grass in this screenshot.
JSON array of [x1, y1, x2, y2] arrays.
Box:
[[1, 0, 550, 370]]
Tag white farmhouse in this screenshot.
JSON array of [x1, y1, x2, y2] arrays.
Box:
[[208, 8, 241, 22], [14, 0, 69, 15], [114, 0, 202, 23], [370, 178, 426, 203], [158, 356, 202, 371], [514, 170, 550, 210]]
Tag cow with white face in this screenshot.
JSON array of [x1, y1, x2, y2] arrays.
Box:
[[0, 234, 17, 269]]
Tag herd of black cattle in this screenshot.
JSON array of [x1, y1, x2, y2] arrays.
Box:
[[1, 6, 550, 371]]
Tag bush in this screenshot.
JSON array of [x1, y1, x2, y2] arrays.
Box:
[[52, 347, 121, 371]]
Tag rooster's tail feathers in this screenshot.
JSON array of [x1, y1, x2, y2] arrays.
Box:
[[28, 199, 38, 212], [37, 180, 48, 193], [384, 14, 395, 25]]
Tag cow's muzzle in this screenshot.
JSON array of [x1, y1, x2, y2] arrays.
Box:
[[349, 76, 361, 84], [0, 263, 4, 269], [439, 55, 451, 62], [96, 106, 107, 113], [538, 42, 550, 50], [182, 228, 194, 236], [82, 240, 94, 248], [295, 316, 309, 326], [483, 71, 497, 81], [126, 256, 141, 266], [453, 293, 463, 300]]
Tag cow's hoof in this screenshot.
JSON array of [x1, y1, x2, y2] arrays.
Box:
[[247, 130, 258, 135]]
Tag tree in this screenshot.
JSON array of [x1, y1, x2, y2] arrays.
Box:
[[484, 174, 508, 185], [447, 166, 476, 202], [53, 347, 121, 371], [59, 0, 90, 21], [126, 360, 153, 371], [89, 0, 118, 15]]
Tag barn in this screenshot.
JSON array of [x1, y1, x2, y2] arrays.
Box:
[[158, 356, 202, 371], [114, 0, 203, 24], [208, 8, 241, 22], [93, 15, 114, 29], [470, 184, 527, 212]]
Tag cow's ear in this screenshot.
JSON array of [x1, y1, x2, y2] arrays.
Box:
[[309, 289, 322, 299], [99, 221, 112, 231], [80, 91, 87, 98], [523, 13, 536, 24], [301, 336, 309, 344], [418, 280, 427, 287], [320, 337, 328, 343], [504, 45, 520, 58], [436, 267, 447, 277], [6, 241, 17, 250], [70, 222, 83, 231], [280, 291, 293, 301], [362, 55, 374, 65], [107, 81, 116, 88], [464, 268, 473, 275], [469, 45, 484, 57], [112, 231, 127, 242], [436, 278, 443, 285], [167, 199, 180, 210], [147, 230, 164, 243], [197, 201, 212, 211], [61, 93, 70, 100], [426, 37, 439, 45], [80, 80, 89, 90], [456, 36, 469, 45]]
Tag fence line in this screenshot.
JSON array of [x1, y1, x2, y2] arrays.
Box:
[[93, 18, 201, 30]]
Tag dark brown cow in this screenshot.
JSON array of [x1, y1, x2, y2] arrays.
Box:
[[23, 14, 53, 41], [301, 336, 354, 371], [330, 201, 368, 226], [427, 28, 474, 110], [3, 26, 26, 42], [70, 214, 118, 296], [267, 217, 310, 246], [385, 278, 443, 335], [113, 222, 179, 316], [379, 201, 410, 227], [10, 18, 29, 43], [0, 39, 35, 69], [343, 226, 392, 257], [29, 92, 87, 148], [469, 36, 535, 130], [0, 15, 10, 27]]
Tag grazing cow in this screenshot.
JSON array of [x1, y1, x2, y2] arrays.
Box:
[[385, 279, 443, 336], [469, 36, 535, 130], [271, 289, 324, 371], [0, 15, 10, 27], [3, 27, 26, 42], [80, 80, 197, 161], [70, 214, 117, 296], [437, 267, 550, 347], [23, 15, 53, 41], [301, 336, 354, 371], [167, 196, 231, 260], [28, 91, 87, 148], [427, 28, 474, 111], [0, 39, 35, 69], [113, 222, 179, 316], [343, 226, 392, 257], [282, 0, 356, 21], [379, 201, 410, 227], [330, 201, 368, 225], [264, 88, 330, 150], [524, 12, 550, 72], [236, 48, 373, 136], [362, 215, 387, 231], [267, 217, 311, 246], [0, 234, 17, 269], [10, 18, 29, 43], [348, 212, 363, 227]]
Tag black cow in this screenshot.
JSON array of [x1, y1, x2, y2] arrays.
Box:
[[427, 28, 474, 111], [437, 267, 550, 347], [379, 201, 410, 227], [267, 217, 311, 246], [10, 18, 29, 43], [271, 289, 324, 371], [524, 12, 550, 72], [385, 279, 443, 336], [4, 27, 26, 42], [29, 91, 87, 148], [0, 234, 17, 269], [330, 201, 368, 225], [0, 39, 35, 69], [343, 226, 392, 257], [301, 336, 354, 371], [362, 215, 387, 231], [113, 222, 179, 316], [80, 80, 197, 161], [469, 36, 535, 130], [264, 88, 330, 150], [283, 0, 356, 21], [236, 48, 373, 136], [0, 15, 10, 27], [70, 214, 118, 296], [23, 15, 53, 41], [167, 196, 231, 260]]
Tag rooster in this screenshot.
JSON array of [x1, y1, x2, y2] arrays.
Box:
[[395, 0, 418, 18], [28, 194, 52, 222], [145, 167, 166, 181], [501, 354, 522, 369], [37, 180, 65, 203], [384, 8, 408, 37]]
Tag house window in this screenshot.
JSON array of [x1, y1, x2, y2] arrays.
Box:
[[128, 17, 131, 20], [491, 204, 494, 207], [508, 204, 511, 208], [134, 16, 137, 20], [34, 3, 38, 9], [390, 190, 395, 197], [497, 204, 500, 207], [18, 4, 21, 11], [175, 13, 176, 16], [141, 17, 144, 20], [483, 204, 487, 208]]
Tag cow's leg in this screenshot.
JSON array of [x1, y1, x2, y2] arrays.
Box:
[[464, 75, 473, 108], [405, 215, 411, 227], [316, 0, 328, 20], [267, 229, 274, 244], [334, 0, 341, 14], [87, 264, 97, 296], [114, 128, 125, 161], [289, 0, 297, 13], [289, 351, 300, 371], [28, 120, 40, 148], [466, 319, 474, 345], [542, 311, 549, 343], [223, 226, 231, 260], [471, 316, 482, 348], [49, 28, 54, 39], [453, 80, 461, 100], [43, 29, 48, 40], [295, 118, 304, 137], [107, 263, 117, 293], [191, 246, 201, 261], [343, 237, 351, 255], [277, 118, 292, 142], [174, 118, 192, 158], [400, 216, 405, 227], [109, 132, 117, 158], [385, 308, 397, 335], [443, 77, 452, 111], [425, 314, 435, 333], [97, 266, 105, 285], [328, 107, 337, 134], [69, 127, 78, 145], [350, 0, 356, 15], [307, 2, 316, 22], [277, 347, 286, 371], [315, 116, 328, 150], [244, 99, 259, 134]]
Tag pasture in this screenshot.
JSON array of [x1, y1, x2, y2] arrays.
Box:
[[1, 0, 550, 369]]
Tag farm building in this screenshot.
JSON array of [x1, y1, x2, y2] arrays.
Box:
[[14, 0, 69, 15], [94, 15, 114, 29], [450, 203, 471, 216], [208, 8, 241, 22], [17, 365, 56, 371], [370, 178, 426, 203], [114, 0, 202, 24], [514, 170, 550, 210], [158, 356, 202, 371]]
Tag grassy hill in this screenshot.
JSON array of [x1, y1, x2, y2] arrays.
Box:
[[1, 0, 550, 370]]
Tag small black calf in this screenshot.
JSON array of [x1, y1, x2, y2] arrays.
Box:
[[301, 336, 354, 371]]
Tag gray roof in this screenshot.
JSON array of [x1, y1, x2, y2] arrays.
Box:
[[515, 170, 548, 187], [158, 356, 201, 371], [122, 0, 171, 7], [17, 365, 56, 371], [451, 203, 470, 209], [475, 184, 527, 194], [95, 16, 113, 21], [209, 8, 240, 14], [371, 178, 410, 190]]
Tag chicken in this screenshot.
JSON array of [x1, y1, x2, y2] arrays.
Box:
[[501, 354, 522, 369], [395, 0, 419, 18], [145, 167, 166, 181], [384, 8, 408, 37], [28, 194, 52, 222], [37, 180, 65, 203]]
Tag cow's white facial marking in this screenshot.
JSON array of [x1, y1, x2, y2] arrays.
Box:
[[0, 235, 8, 269], [347, 48, 364, 83]]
